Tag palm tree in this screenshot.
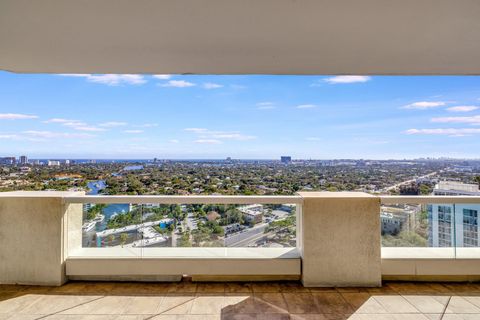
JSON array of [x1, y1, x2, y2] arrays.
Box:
[[120, 233, 128, 247]]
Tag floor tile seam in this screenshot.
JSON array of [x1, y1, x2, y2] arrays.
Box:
[[32, 295, 107, 320]]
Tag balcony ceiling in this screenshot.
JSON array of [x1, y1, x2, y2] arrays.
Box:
[[1, 0, 480, 75]]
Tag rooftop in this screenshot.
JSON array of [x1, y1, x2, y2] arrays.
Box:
[[436, 181, 480, 193]]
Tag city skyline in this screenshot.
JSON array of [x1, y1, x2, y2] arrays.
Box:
[[1, 72, 480, 159]]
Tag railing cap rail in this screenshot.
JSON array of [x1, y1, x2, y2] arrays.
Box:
[[63, 194, 304, 204], [380, 195, 480, 204]]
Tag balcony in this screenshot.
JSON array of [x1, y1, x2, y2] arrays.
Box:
[[1, 191, 480, 317], [1, 191, 480, 287], [2, 280, 480, 319]]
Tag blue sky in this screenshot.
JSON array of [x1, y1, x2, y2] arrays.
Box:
[[1, 72, 480, 159]]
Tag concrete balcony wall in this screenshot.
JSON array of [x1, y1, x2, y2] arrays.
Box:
[[7, 191, 480, 286], [1, 191, 384, 286], [0, 191, 83, 286], [299, 192, 382, 287]]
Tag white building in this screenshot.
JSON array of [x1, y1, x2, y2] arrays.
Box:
[[380, 212, 407, 236], [48, 160, 61, 166], [428, 181, 480, 247], [238, 204, 264, 224]]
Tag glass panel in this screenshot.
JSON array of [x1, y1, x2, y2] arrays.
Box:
[[82, 202, 142, 256], [381, 203, 455, 251], [454, 203, 480, 258], [427, 204, 456, 248], [82, 202, 297, 249], [139, 203, 175, 248]]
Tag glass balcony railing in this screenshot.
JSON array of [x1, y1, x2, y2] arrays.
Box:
[[380, 197, 480, 258], [81, 202, 297, 250], [3, 191, 480, 286], [380, 203, 435, 248]]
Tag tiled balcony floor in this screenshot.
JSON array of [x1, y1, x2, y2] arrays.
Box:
[[1, 281, 480, 319]]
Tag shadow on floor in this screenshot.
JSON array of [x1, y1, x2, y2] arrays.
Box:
[[0, 281, 479, 319]]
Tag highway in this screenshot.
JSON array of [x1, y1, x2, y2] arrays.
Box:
[[382, 172, 437, 192]]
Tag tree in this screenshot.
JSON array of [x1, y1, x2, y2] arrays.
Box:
[[86, 204, 107, 220], [108, 234, 115, 245], [399, 183, 419, 195], [177, 231, 192, 247], [126, 175, 144, 194], [220, 208, 243, 226], [382, 231, 427, 247], [475, 176, 480, 187], [419, 184, 432, 195], [120, 233, 128, 247]]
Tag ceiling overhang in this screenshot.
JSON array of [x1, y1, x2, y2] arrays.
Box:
[[1, 0, 480, 75]]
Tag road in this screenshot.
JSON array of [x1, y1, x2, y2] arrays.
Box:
[[185, 211, 198, 231], [225, 223, 268, 247], [382, 172, 437, 193]]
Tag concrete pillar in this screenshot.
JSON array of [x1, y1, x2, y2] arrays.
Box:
[[0, 191, 83, 286], [298, 192, 381, 287]]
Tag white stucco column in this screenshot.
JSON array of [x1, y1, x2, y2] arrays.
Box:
[[0, 191, 83, 286], [298, 192, 381, 287]]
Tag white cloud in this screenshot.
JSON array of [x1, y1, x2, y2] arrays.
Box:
[[44, 118, 80, 124], [138, 123, 159, 128], [74, 126, 107, 132], [152, 74, 172, 80], [130, 123, 159, 128], [402, 101, 446, 109], [169, 139, 180, 143], [124, 130, 144, 134], [446, 106, 479, 112], [208, 133, 256, 141], [256, 102, 275, 110], [296, 104, 317, 109], [323, 76, 371, 84], [0, 113, 38, 120], [45, 119, 89, 128], [195, 139, 222, 144], [203, 83, 223, 89], [99, 122, 128, 127], [0, 134, 19, 139], [60, 74, 146, 86], [160, 80, 196, 88], [185, 128, 256, 142], [45, 118, 107, 131], [58, 122, 87, 128], [184, 128, 208, 133], [405, 128, 480, 135], [23, 130, 95, 139], [431, 115, 480, 125]]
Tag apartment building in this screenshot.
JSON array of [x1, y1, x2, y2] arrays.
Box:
[[428, 181, 480, 247]]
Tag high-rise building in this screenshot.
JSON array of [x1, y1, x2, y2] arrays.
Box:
[[280, 156, 292, 164], [19, 155, 28, 165], [0, 157, 16, 165], [428, 181, 480, 247]]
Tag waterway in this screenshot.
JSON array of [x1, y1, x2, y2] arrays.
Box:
[[86, 180, 130, 231], [84, 180, 171, 248]]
